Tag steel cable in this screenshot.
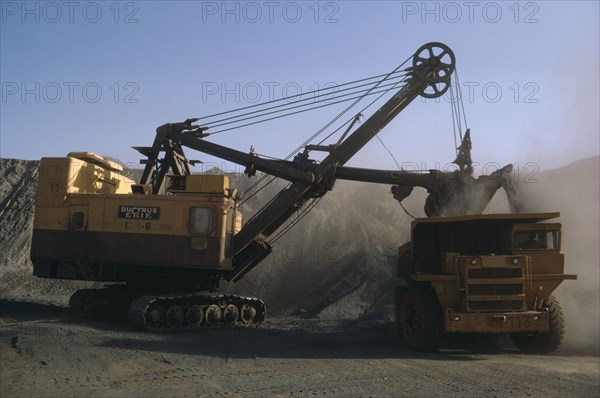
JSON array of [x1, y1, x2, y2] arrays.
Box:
[[195, 69, 410, 123], [200, 74, 409, 129], [240, 53, 414, 228]]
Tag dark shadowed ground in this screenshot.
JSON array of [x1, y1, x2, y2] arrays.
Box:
[[1, 300, 599, 398]]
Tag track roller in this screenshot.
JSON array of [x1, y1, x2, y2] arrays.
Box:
[[186, 305, 204, 326], [240, 304, 257, 324], [223, 304, 239, 324], [165, 305, 185, 328], [204, 304, 222, 325], [128, 294, 265, 331]]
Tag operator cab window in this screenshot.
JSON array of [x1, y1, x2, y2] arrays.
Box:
[[515, 230, 559, 250], [189, 207, 214, 235]]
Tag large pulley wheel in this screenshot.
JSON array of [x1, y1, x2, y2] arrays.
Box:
[[412, 42, 456, 99]]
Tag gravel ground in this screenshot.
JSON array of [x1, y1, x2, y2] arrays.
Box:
[[1, 300, 598, 398]]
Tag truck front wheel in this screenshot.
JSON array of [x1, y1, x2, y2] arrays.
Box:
[[510, 295, 565, 354], [401, 288, 442, 352]]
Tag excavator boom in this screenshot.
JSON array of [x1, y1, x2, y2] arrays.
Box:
[[137, 42, 457, 281]]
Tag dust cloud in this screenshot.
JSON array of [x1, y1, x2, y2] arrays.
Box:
[[507, 156, 599, 355], [228, 179, 420, 318]]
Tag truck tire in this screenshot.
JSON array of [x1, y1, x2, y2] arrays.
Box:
[[395, 286, 408, 335], [510, 295, 564, 354], [401, 288, 442, 352]]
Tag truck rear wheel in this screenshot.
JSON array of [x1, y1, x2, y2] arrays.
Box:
[[510, 295, 564, 354], [401, 288, 442, 352], [395, 286, 408, 335]]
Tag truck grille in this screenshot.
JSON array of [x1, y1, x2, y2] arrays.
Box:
[[465, 266, 526, 312]]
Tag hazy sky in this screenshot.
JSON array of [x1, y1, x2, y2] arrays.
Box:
[[1, 1, 598, 175]]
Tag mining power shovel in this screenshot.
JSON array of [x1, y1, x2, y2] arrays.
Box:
[[31, 43, 575, 353]]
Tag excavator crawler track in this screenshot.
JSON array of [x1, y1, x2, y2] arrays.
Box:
[[128, 294, 266, 332]]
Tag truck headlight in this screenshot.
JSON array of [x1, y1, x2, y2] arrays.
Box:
[[470, 258, 478, 265], [512, 257, 520, 265]]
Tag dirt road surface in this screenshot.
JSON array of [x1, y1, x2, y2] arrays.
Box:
[[1, 300, 598, 398]]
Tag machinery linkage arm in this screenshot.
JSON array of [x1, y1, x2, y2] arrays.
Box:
[[335, 129, 520, 217]]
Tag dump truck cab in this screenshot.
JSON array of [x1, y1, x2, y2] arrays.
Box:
[[396, 212, 576, 353]]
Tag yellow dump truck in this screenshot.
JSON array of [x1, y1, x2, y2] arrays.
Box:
[[396, 213, 577, 353]]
